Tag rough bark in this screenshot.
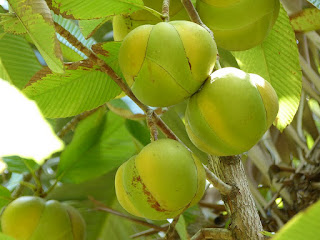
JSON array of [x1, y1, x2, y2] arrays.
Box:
[[208, 155, 264, 240]]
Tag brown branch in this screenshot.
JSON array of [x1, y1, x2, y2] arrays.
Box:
[[162, 0, 170, 21], [89, 196, 167, 232], [181, 0, 213, 38], [130, 224, 170, 239], [164, 215, 180, 240], [147, 109, 159, 141], [191, 228, 233, 240], [208, 155, 264, 240], [57, 105, 105, 138], [54, 23, 179, 142], [198, 202, 226, 212], [204, 164, 233, 195]]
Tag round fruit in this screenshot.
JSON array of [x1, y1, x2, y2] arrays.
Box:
[[1, 196, 86, 240], [113, 0, 189, 41], [185, 67, 279, 156], [115, 139, 206, 220], [196, 0, 280, 51], [118, 20, 217, 107]]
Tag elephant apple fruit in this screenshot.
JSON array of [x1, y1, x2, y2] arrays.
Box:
[[185, 67, 279, 156], [115, 139, 206, 220], [196, 0, 280, 51], [113, 0, 189, 41], [118, 20, 217, 107], [1, 196, 86, 240]]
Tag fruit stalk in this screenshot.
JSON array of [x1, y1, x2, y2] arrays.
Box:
[[162, 0, 170, 21], [208, 155, 264, 240], [181, 0, 213, 38]]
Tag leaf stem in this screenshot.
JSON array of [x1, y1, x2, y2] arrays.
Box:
[[162, 0, 170, 22]]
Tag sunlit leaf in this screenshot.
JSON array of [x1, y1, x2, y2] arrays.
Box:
[[7, 0, 64, 73], [272, 200, 320, 240], [23, 61, 121, 118], [49, 0, 144, 20], [290, 8, 320, 32]]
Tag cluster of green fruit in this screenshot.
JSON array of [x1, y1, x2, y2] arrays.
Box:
[[1, 196, 86, 240], [114, 0, 280, 220]]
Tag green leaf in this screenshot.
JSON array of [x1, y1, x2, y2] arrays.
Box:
[[0, 79, 64, 164], [307, 0, 320, 9], [218, 47, 239, 68], [0, 13, 27, 34], [23, 61, 121, 118], [2, 156, 39, 173], [92, 41, 122, 76], [7, 0, 64, 73], [53, 14, 96, 60], [79, 17, 112, 39], [0, 232, 16, 240], [290, 8, 320, 32], [0, 29, 42, 89], [272, 199, 320, 240], [125, 120, 151, 146], [175, 215, 189, 240], [99, 200, 142, 240], [47, 171, 117, 240], [58, 109, 136, 183], [232, 5, 302, 131], [161, 107, 208, 164], [0, 185, 12, 209], [49, 0, 144, 20]]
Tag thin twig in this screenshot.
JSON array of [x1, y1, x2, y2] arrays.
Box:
[[89, 196, 167, 232], [57, 106, 104, 138], [191, 228, 233, 240], [164, 215, 180, 240], [204, 163, 233, 196], [162, 0, 170, 22], [147, 109, 159, 141], [130, 224, 170, 239], [181, 0, 213, 38]]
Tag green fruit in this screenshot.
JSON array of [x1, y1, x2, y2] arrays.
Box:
[[113, 0, 189, 41], [196, 0, 280, 51], [185, 67, 279, 156], [118, 20, 217, 107], [1, 196, 86, 240], [115, 139, 206, 220]]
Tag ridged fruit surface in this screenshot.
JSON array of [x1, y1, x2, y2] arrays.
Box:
[[185, 67, 279, 156], [113, 0, 188, 41], [196, 0, 280, 51], [115, 139, 206, 220], [118, 21, 217, 107], [1, 196, 86, 240]]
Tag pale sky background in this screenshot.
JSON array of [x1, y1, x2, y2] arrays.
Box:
[[0, 0, 8, 9]]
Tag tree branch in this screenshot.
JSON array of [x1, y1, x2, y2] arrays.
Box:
[[191, 228, 233, 240], [89, 196, 167, 232], [181, 0, 213, 38], [204, 164, 233, 195], [208, 155, 264, 240]]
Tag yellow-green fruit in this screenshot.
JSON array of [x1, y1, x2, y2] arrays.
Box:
[[115, 139, 206, 220], [118, 21, 217, 107], [1, 196, 86, 240], [113, 0, 189, 41], [196, 0, 280, 51], [185, 67, 279, 156]]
